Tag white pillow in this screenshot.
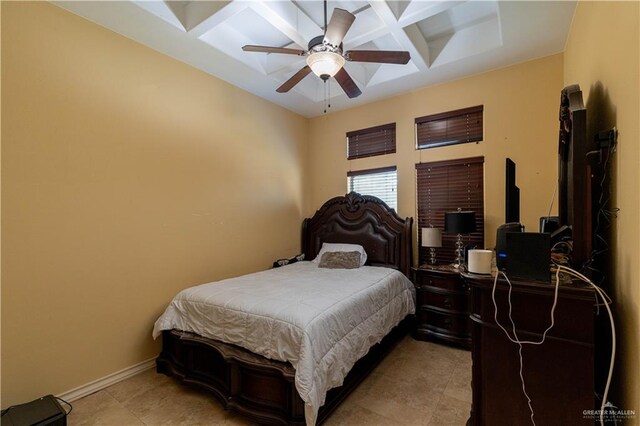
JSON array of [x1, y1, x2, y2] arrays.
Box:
[[313, 243, 367, 266]]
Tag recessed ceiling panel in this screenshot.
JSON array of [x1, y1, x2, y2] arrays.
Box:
[[387, 1, 412, 21], [414, 1, 501, 67], [342, 5, 384, 46], [416, 1, 498, 41], [293, 1, 369, 28]]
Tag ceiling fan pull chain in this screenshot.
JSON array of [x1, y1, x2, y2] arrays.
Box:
[[323, 79, 327, 114]]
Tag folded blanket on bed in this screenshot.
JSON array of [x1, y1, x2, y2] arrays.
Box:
[[153, 261, 415, 425]]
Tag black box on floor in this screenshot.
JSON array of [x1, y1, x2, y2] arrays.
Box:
[[506, 232, 551, 282], [1, 395, 67, 426]]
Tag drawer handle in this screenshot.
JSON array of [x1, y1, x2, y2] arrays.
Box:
[[429, 280, 434, 286], [444, 298, 452, 309], [444, 318, 452, 328]]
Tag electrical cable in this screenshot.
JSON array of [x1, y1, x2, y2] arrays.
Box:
[[492, 269, 561, 346], [546, 179, 558, 220], [55, 396, 73, 415], [491, 266, 615, 426], [583, 143, 619, 279], [559, 265, 616, 426], [491, 269, 561, 426]]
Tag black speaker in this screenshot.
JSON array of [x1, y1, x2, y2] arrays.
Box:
[[506, 232, 551, 282], [495, 222, 523, 270]]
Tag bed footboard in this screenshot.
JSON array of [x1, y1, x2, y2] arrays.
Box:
[[156, 316, 413, 425]]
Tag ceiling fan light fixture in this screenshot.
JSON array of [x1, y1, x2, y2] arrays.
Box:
[[306, 51, 345, 79]]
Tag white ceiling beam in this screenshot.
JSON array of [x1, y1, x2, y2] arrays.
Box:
[[266, 61, 308, 78], [250, 1, 322, 49], [344, 25, 389, 49], [367, 1, 429, 71], [397, 1, 465, 27], [184, 1, 233, 32], [187, 1, 247, 38], [133, 1, 185, 30]]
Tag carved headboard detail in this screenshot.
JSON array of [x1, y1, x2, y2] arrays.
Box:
[[302, 192, 413, 277]]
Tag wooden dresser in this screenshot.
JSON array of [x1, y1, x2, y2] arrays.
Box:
[[412, 265, 471, 349], [464, 273, 597, 425]]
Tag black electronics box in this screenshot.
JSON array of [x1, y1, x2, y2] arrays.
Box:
[[539, 216, 560, 233], [506, 232, 551, 282], [496, 222, 524, 270], [1, 395, 67, 426]]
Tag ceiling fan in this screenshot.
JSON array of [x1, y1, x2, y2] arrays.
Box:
[[242, 1, 411, 98]]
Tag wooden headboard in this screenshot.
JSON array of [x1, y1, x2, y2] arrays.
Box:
[[302, 192, 413, 277]]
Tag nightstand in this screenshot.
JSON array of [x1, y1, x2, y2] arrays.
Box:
[[412, 264, 471, 349]]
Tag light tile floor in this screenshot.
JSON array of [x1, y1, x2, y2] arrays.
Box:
[[69, 336, 471, 425]]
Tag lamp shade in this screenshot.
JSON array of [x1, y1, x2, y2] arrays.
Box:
[[306, 51, 345, 78], [444, 210, 476, 234], [421, 228, 442, 247]]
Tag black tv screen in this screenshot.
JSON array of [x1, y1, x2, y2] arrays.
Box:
[[505, 158, 520, 223]]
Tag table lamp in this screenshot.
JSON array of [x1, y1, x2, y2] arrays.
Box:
[[444, 208, 476, 268], [421, 227, 442, 265]]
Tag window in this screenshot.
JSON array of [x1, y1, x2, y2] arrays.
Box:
[[348, 166, 397, 211], [347, 123, 396, 160], [415, 105, 483, 149], [416, 157, 484, 265]]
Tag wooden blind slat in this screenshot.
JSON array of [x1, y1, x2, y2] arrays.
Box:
[[415, 106, 483, 150], [416, 156, 485, 265], [347, 123, 396, 160]]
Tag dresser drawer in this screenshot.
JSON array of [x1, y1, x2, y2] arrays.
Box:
[[417, 273, 465, 293], [417, 309, 470, 336], [417, 290, 468, 313], [412, 266, 472, 348]]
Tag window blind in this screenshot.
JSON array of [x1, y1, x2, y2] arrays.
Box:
[[348, 166, 397, 211], [415, 105, 483, 149], [416, 157, 484, 265], [347, 123, 396, 160]]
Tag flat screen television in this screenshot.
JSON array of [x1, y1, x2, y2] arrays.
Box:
[[505, 158, 520, 223]]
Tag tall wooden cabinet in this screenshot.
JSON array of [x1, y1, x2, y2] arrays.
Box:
[[464, 273, 597, 425]]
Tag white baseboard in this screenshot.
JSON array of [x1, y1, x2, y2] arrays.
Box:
[[57, 358, 156, 402]]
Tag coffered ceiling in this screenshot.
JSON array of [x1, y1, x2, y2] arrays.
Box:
[[53, 1, 576, 117]]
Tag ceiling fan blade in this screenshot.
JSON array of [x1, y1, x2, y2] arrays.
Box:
[[334, 68, 361, 98], [242, 45, 306, 56], [276, 66, 312, 93], [323, 8, 355, 47], [345, 50, 411, 64]]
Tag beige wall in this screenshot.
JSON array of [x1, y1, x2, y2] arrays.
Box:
[[1, 2, 307, 406], [307, 54, 564, 257], [564, 1, 640, 417]]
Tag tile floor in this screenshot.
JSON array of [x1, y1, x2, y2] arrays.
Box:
[[69, 336, 471, 425]]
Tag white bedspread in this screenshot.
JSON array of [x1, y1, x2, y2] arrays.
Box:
[[152, 261, 415, 425]]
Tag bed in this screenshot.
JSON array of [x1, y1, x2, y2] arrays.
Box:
[[154, 192, 414, 425]]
